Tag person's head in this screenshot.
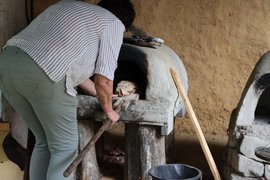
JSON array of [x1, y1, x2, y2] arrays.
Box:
[[97, 0, 135, 29]]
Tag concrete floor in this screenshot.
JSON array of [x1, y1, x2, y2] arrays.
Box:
[[0, 125, 228, 180]]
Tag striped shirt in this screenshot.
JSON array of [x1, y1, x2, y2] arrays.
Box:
[[4, 0, 125, 96]]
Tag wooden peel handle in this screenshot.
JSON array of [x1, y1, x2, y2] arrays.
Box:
[[63, 100, 124, 177], [170, 68, 221, 180]]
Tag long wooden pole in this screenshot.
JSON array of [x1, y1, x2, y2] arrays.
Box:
[[170, 68, 222, 180], [63, 100, 124, 177]]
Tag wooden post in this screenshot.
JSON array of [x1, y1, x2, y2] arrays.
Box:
[[94, 122, 105, 162], [165, 118, 175, 160], [77, 120, 100, 180], [0, 0, 27, 48], [2, 97, 28, 148], [0, 0, 28, 147], [170, 68, 222, 180], [125, 123, 165, 180]]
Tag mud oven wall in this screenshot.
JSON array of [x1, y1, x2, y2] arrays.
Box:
[[75, 43, 189, 179], [77, 43, 189, 135], [225, 51, 270, 180], [0, 42, 189, 180], [1, 43, 189, 180]]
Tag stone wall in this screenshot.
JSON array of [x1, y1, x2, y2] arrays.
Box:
[[224, 52, 270, 179]]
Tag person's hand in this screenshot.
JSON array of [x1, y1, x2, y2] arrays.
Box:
[[93, 75, 119, 124], [105, 109, 120, 124]]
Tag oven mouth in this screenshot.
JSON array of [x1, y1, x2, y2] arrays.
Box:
[[255, 87, 270, 124], [113, 44, 149, 100], [113, 60, 148, 100]]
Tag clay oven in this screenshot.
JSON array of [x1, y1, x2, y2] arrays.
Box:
[[225, 51, 270, 179], [76, 42, 189, 179], [77, 42, 188, 135], [2, 41, 189, 180]]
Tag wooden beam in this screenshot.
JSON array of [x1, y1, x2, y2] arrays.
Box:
[[125, 123, 165, 180], [170, 68, 222, 180], [0, 122, 10, 131]]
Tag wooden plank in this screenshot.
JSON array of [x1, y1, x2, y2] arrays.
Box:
[[33, 0, 59, 17], [170, 68, 222, 180], [0, 0, 27, 48], [0, 122, 10, 131], [2, 97, 28, 148], [65, 100, 126, 177], [77, 120, 100, 180], [33, 0, 101, 18], [125, 123, 165, 180]]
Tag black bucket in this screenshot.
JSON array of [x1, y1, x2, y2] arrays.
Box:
[[148, 164, 202, 180]]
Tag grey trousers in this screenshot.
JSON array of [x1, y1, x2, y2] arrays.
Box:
[[0, 46, 78, 180]]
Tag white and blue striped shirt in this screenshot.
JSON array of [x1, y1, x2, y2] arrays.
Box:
[[4, 0, 125, 96]]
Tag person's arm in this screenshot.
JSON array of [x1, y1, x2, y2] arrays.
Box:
[[93, 20, 124, 123], [94, 74, 120, 123], [79, 79, 97, 96]]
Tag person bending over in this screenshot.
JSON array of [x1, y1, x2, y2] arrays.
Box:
[[0, 0, 135, 179]]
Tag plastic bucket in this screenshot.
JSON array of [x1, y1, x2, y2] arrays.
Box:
[[148, 164, 202, 180]]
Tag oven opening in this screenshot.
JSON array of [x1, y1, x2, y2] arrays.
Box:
[[255, 87, 270, 124], [113, 59, 148, 100]]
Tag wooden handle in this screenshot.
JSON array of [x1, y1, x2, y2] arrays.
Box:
[[170, 68, 221, 180], [63, 100, 124, 177]]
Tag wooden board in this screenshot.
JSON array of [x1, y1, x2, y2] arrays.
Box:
[[33, 0, 101, 18], [125, 123, 165, 180], [0, 123, 10, 131], [33, 0, 59, 17]]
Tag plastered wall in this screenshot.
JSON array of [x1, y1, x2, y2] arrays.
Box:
[[130, 0, 270, 136], [2, 0, 270, 136]]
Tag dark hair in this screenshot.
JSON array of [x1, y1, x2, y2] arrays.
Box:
[[98, 0, 135, 29]]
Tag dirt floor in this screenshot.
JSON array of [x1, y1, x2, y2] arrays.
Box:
[[0, 121, 227, 180], [99, 122, 227, 180]]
